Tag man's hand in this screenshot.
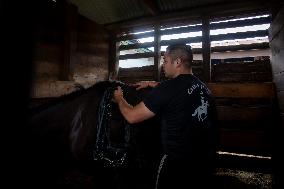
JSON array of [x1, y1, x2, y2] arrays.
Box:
[[112, 86, 123, 103], [131, 81, 158, 90], [112, 86, 156, 124]]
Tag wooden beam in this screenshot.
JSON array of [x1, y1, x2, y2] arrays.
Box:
[[202, 16, 211, 82], [160, 48, 202, 54], [140, 0, 159, 16], [154, 24, 161, 81], [108, 31, 120, 80]]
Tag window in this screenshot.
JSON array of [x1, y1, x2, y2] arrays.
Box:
[[115, 12, 272, 82], [210, 13, 271, 64], [117, 28, 155, 68]]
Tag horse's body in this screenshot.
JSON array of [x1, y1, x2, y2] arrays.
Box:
[[28, 80, 161, 189]]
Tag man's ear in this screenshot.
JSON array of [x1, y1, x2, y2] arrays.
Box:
[[175, 58, 182, 67]]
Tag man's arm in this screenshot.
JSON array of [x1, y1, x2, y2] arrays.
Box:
[[131, 81, 160, 90], [113, 86, 155, 124]]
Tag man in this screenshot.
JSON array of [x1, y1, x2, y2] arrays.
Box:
[[113, 44, 218, 189]]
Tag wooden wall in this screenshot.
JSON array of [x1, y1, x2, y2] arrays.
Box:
[[212, 60, 272, 82], [269, 6, 284, 129], [208, 82, 277, 155], [118, 65, 156, 83], [75, 15, 109, 88], [30, 1, 109, 99]]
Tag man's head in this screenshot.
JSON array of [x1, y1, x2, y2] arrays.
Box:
[[162, 44, 193, 78]]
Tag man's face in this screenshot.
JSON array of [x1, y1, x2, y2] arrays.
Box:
[[162, 53, 176, 78]]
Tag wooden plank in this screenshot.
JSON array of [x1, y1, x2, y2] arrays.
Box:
[[214, 97, 273, 107], [160, 36, 202, 46], [119, 52, 154, 60], [207, 82, 276, 98], [216, 106, 273, 122], [33, 43, 62, 62], [119, 41, 154, 51], [212, 72, 272, 82], [162, 48, 202, 54], [116, 31, 154, 42], [78, 32, 108, 43], [160, 25, 202, 36], [77, 42, 108, 55], [119, 35, 203, 51], [211, 30, 268, 42], [119, 71, 155, 78], [119, 65, 155, 71], [218, 128, 272, 152], [218, 121, 270, 130], [213, 61, 271, 74], [212, 42, 269, 53], [119, 76, 155, 83], [119, 65, 155, 77], [210, 16, 271, 30]]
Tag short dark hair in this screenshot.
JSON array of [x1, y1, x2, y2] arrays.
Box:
[[166, 44, 193, 68]]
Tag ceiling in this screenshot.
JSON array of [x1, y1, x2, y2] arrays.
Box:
[[69, 0, 270, 27]]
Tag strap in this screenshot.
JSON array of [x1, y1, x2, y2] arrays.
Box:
[[93, 86, 130, 168]]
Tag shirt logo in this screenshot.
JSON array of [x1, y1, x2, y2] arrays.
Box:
[[188, 84, 210, 95], [192, 95, 209, 122]]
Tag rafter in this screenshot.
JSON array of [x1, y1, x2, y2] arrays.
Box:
[[140, 0, 159, 16]]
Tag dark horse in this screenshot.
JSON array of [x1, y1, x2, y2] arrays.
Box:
[[28, 80, 161, 189]]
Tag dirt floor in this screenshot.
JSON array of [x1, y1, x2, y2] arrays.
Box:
[[215, 168, 272, 189]]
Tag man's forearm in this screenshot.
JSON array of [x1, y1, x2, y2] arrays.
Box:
[[117, 98, 135, 123], [148, 81, 159, 88]]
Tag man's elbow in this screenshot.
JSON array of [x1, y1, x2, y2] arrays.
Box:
[[124, 112, 145, 124], [125, 116, 139, 124]]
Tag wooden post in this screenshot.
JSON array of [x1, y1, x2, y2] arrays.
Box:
[[60, 1, 77, 81], [108, 31, 120, 80], [154, 24, 161, 81], [202, 16, 211, 82]]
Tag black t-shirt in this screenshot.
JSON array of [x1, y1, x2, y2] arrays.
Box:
[[144, 74, 217, 163]]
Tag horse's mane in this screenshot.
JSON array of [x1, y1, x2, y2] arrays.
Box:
[[28, 80, 127, 116]]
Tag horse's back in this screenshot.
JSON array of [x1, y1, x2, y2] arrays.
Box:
[[27, 80, 161, 188]]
